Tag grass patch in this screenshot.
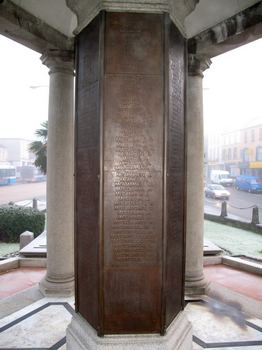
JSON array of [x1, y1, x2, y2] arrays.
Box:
[[204, 220, 262, 259], [0, 242, 19, 258]]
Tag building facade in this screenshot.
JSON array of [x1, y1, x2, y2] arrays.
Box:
[[207, 122, 262, 178], [0, 144, 8, 163], [0, 138, 34, 167]]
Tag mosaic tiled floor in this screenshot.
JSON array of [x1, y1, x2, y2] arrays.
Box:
[[186, 300, 262, 349], [0, 297, 261, 349], [0, 298, 74, 349]]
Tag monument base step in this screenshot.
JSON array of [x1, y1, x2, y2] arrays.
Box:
[[66, 311, 192, 350]]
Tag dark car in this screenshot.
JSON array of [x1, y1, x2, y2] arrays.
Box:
[[205, 184, 230, 200]]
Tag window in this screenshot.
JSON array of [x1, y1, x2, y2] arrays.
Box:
[[251, 129, 255, 142], [256, 147, 262, 161], [233, 147, 237, 159], [242, 148, 249, 162], [222, 149, 226, 161], [244, 131, 248, 143], [0, 168, 15, 177], [237, 131, 241, 143], [260, 128, 262, 141], [228, 149, 232, 160]]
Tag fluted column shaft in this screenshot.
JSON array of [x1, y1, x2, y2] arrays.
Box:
[[39, 49, 75, 296], [185, 54, 211, 296]]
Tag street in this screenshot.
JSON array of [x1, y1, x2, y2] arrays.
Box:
[[205, 186, 262, 222], [0, 182, 46, 205], [1, 181, 261, 223]]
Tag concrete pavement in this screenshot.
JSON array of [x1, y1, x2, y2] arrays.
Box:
[[205, 187, 262, 222], [0, 182, 46, 205]]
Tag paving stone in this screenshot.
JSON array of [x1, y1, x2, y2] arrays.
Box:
[[187, 301, 262, 349]]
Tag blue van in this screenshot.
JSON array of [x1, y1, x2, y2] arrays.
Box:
[[235, 175, 262, 193]]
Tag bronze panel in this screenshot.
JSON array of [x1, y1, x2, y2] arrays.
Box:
[[103, 13, 164, 334], [75, 11, 186, 336], [105, 12, 163, 75], [75, 14, 102, 331], [164, 16, 186, 328]]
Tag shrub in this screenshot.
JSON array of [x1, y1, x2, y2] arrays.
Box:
[[0, 205, 45, 243]]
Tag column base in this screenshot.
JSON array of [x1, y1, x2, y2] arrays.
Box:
[[185, 274, 208, 297], [66, 312, 192, 350], [39, 274, 74, 297]]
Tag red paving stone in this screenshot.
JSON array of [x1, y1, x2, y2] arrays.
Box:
[[0, 267, 46, 299], [0, 265, 261, 302], [204, 264, 262, 301]]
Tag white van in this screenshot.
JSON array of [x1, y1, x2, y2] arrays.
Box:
[[210, 170, 233, 187]]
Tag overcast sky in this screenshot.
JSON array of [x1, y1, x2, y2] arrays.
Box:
[[0, 34, 261, 140], [0, 35, 49, 140], [203, 38, 262, 134]]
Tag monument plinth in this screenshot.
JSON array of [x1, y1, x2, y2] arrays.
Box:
[[67, 10, 192, 349]]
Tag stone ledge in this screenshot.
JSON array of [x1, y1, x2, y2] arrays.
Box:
[[19, 257, 47, 268], [203, 254, 262, 277], [204, 239, 222, 256], [0, 285, 44, 319], [0, 256, 46, 273], [222, 256, 262, 276], [0, 257, 19, 273], [19, 231, 47, 257], [67, 311, 193, 350], [204, 256, 222, 266]]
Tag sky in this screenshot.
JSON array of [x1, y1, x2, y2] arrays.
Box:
[[0, 35, 49, 140], [0, 34, 262, 140], [203, 38, 262, 134]]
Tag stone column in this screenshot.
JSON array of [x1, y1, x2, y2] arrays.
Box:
[[185, 54, 211, 296], [39, 50, 75, 296]]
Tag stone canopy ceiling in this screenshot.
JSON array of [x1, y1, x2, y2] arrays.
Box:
[[0, 0, 261, 56], [9, 0, 261, 38]]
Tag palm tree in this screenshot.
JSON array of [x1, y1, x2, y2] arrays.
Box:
[[29, 121, 48, 174]]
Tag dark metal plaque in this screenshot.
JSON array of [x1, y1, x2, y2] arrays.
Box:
[[105, 12, 162, 75], [75, 14, 102, 331], [75, 11, 186, 336], [103, 13, 163, 334], [164, 16, 186, 328]]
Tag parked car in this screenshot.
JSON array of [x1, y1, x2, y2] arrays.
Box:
[[235, 175, 262, 193], [210, 170, 233, 187], [205, 184, 230, 200]]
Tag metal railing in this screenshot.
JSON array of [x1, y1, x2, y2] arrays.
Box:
[[219, 201, 260, 224]]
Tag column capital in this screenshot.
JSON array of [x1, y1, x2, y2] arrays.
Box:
[[188, 54, 211, 77], [41, 49, 75, 75]]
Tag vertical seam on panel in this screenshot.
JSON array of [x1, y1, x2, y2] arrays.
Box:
[[74, 36, 79, 312], [98, 10, 105, 336], [161, 13, 169, 336]]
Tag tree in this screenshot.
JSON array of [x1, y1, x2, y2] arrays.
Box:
[[29, 121, 48, 174]]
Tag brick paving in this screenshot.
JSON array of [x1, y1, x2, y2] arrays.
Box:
[[204, 264, 262, 301], [0, 267, 46, 299]]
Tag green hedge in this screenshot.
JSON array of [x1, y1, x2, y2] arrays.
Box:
[[0, 205, 45, 242]]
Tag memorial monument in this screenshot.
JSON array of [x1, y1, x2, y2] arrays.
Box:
[[0, 1, 260, 349], [67, 4, 192, 349]]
